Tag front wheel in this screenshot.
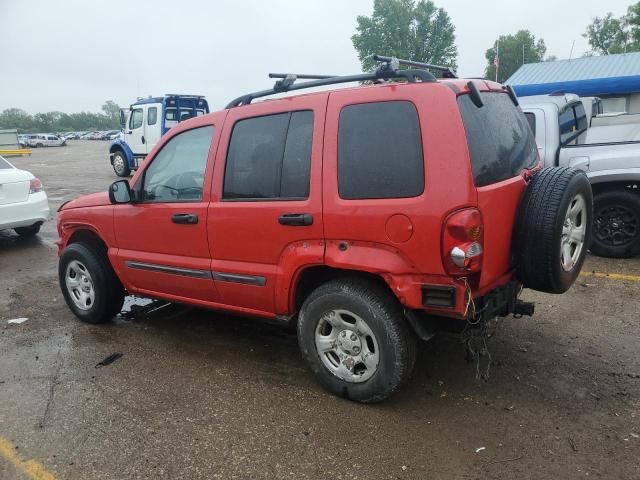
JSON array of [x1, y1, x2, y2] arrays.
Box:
[[112, 150, 131, 177], [59, 243, 125, 324], [297, 278, 416, 403], [590, 190, 640, 258]]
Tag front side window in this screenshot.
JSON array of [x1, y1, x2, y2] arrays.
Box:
[[458, 92, 538, 187], [338, 101, 424, 199], [223, 111, 313, 200], [147, 107, 158, 126], [130, 109, 143, 129], [141, 126, 214, 202]]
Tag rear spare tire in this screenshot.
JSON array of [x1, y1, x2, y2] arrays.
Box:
[[590, 190, 640, 258], [514, 167, 593, 294]]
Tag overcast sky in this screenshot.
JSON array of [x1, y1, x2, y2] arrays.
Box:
[[0, 0, 634, 113]]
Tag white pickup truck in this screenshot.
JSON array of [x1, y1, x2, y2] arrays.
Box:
[[520, 94, 640, 258]]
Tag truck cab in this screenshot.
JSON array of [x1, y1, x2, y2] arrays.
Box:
[[109, 94, 209, 177]]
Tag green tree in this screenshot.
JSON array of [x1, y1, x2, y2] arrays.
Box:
[[485, 30, 546, 83], [101, 100, 121, 123], [351, 0, 458, 73], [0, 102, 119, 133], [584, 13, 630, 55]]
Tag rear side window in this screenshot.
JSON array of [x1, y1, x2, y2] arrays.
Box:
[[338, 101, 424, 199], [147, 107, 157, 126], [458, 92, 537, 187], [524, 112, 536, 136], [223, 111, 313, 200]]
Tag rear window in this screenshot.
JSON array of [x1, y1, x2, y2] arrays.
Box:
[[338, 101, 424, 199], [458, 92, 538, 187]]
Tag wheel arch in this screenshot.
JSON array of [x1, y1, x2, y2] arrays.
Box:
[[290, 266, 393, 315], [108, 140, 134, 166], [591, 180, 640, 196], [67, 228, 108, 255]]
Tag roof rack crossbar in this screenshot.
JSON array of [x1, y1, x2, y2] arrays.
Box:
[[226, 61, 437, 109], [372, 55, 458, 78], [269, 73, 336, 80]]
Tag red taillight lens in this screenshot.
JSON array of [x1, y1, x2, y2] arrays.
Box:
[[442, 208, 484, 275], [29, 178, 43, 194]]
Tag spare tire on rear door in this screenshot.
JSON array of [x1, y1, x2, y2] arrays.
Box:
[[514, 167, 593, 294]]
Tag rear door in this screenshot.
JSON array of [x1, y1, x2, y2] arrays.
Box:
[[144, 104, 162, 153], [207, 95, 326, 316]]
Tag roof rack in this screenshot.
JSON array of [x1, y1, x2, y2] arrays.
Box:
[[225, 54, 457, 108]]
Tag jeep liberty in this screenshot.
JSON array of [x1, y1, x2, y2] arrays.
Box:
[[57, 56, 592, 402]]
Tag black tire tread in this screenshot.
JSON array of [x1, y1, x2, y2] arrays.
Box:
[[515, 167, 592, 293], [590, 190, 640, 258], [298, 277, 416, 403]]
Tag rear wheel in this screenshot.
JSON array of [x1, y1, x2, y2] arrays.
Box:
[[515, 167, 593, 294], [112, 150, 130, 177], [297, 278, 416, 403], [590, 190, 640, 258], [59, 243, 125, 324], [14, 223, 41, 236]]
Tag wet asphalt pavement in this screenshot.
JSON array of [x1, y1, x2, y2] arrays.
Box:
[[1, 142, 639, 479]]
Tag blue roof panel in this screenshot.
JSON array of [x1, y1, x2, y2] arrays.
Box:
[[506, 52, 640, 96]]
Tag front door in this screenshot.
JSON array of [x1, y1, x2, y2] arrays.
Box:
[[127, 106, 146, 155], [111, 122, 220, 303], [207, 95, 327, 317]]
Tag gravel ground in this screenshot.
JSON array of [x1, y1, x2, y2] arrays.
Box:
[[0, 141, 639, 479]]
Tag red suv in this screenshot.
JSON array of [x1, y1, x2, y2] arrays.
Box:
[[57, 57, 592, 402]]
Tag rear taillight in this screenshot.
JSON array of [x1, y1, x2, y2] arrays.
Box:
[[29, 178, 43, 194], [442, 208, 484, 275]]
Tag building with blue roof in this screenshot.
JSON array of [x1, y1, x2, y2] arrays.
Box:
[[506, 52, 640, 113]]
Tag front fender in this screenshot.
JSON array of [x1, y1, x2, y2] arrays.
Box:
[[109, 140, 134, 167]]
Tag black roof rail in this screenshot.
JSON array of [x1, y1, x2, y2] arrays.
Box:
[[225, 55, 450, 108], [372, 55, 458, 79]]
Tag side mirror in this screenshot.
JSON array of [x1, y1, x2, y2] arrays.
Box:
[[119, 110, 126, 130], [109, 180, 132, 204]]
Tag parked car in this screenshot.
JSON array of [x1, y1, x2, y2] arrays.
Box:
[[0, 155, 49, 236], [56, 58, 592, 403], [26, 134, 66, 147], [520, 93, 640, 258]]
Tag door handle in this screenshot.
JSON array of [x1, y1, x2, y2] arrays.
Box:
[[171, 213, 198, 224], [141, 136, 145, 144], [278, 213, 313, 226]]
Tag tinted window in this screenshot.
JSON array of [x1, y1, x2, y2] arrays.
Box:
[[573, 103, 588, 131], [142, 126, 214, 202], [130, 109, 143, 129], [524, 112, 536, 136], [147, 107, 157, 126], [558, 107, 576, 144], [458, 92, 538, 187], [223, 111, 313, 200], [338, 101, 424, 199], [0, 157, 12, 169]]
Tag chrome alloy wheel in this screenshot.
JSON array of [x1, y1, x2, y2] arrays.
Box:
[[314, 309, 380, 383], [113, 155, 125, 175], [65, 260, 95, 311], [561, 193, 587, 272]]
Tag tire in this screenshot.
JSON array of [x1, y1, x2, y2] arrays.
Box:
[[297, 278, 416, 403], [590, 190, 640, 258], [112, 150, 131, 177], [514, 167, 593, 294], [14, 223, 41, 236], [58, 243, 125, 324]]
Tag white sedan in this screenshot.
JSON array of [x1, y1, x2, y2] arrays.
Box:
[[0, 156, 50, 236]]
